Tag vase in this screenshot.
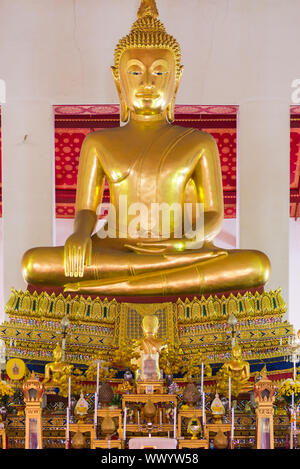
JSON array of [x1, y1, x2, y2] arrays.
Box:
[[213, 428, 228, 449], [101, 416, 116, 439], [71, 430, 86, 449], [143, 399, 156, 420]]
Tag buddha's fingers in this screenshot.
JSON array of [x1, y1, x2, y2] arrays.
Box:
[[79, 246, 85, 278], [69, 246, 75, 277], [74, 247, 81, 277], [85, 240, 92, 267], [67, 245, 73, 277]]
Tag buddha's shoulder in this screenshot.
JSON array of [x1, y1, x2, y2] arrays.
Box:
[[171, 125, 217, 146], [83, 127, 123, 142]]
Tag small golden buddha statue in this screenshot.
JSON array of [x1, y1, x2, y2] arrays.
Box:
[[132, 315, 164, 381], [43, 343, 73, 396], [22, 0, 270, 297], [217, 341, 251, 398]]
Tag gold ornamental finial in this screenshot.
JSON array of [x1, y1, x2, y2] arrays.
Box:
[[113, 0, 182, 79], [137, 0, 159, 19]]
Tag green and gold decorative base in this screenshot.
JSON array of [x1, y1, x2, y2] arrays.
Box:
[[0, 287, 293, 368]]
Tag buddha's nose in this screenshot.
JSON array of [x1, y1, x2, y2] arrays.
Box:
[[143, 69, 154, 87]]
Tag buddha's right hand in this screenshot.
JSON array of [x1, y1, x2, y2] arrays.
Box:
[[64, 232, 92, 278]]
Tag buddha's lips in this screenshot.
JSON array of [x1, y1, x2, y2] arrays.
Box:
[[136, 93, 160, 99]]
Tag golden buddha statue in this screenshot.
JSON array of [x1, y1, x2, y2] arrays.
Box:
[[216, 341, 251, 398], [132, 315, 164, 381], [22, 0, 270, 297], [43, 342, 73, 396]]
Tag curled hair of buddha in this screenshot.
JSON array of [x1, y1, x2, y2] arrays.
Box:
[[113, 0, 182, 80]]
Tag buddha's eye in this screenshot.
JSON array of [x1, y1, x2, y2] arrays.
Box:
[[128, 70, 142, 76], [153, 71, 168, 76]]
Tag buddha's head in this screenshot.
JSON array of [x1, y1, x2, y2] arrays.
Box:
[[53, 342, 63, 361], [142, 314, 159, 337], [232, 342, 242, 360], [111, 0, 183, 123]]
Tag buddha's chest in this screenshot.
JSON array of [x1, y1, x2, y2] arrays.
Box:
[[101, 129, 199, 203]]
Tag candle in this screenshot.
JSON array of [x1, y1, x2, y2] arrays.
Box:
[[94, 392, 98, 427], [231, 408, 234, 447], [202, 391, 206, 429], [228, 376, 232, 410], [201, 363, 204, 394], [123, 407, 127, 441], [96, 362, 100, 394], [66, 407, 70, 448], [68, 377, 71, 409], [137, 410, 140, 430], [160, 410, 162, 429], [173, 407, 177, 439]]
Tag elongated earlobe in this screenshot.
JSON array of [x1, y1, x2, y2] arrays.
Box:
[[166, 98, 175, 123], [120, 98, 129, 123], [111, 66, 129, 123]]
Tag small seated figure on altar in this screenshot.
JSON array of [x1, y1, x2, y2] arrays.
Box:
[[43, 343, 73, 397], [132, 315, 165, 381], [21, 0, 271, 298], [117, 370, 135, 394], [216, 341, 251, 398]]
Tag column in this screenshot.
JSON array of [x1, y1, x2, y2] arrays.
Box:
[[2, 99, 54, 312], [238, 100, 290, 307]]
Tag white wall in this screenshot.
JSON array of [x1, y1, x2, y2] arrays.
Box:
[[0, 0, 297, 321]]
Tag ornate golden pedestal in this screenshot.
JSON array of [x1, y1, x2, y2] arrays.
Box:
[[1, 288, 292, 369], [136, 381, 165, 394], [122, 393, 177, 409], [178, 439, 209, 449], [91, 439, 122, 449]]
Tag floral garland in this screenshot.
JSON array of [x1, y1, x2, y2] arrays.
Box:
[[278, 379, 300, 401]]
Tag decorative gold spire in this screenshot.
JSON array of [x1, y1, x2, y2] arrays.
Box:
[[113, 0, 182, 79], [137, 0, 159, 19]]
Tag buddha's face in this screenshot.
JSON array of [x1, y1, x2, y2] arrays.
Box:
[[118, 48, 178, 117], [142, 315, 159, 335], [232, 346, 241, 360]]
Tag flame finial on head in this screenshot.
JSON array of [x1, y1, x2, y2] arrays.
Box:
[[137, 0, 159, 19]]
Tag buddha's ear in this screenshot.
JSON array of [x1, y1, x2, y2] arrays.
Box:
[[111, 66, 129, 123], [175, 65, 184, 94], [111, 66, 121, 93]]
